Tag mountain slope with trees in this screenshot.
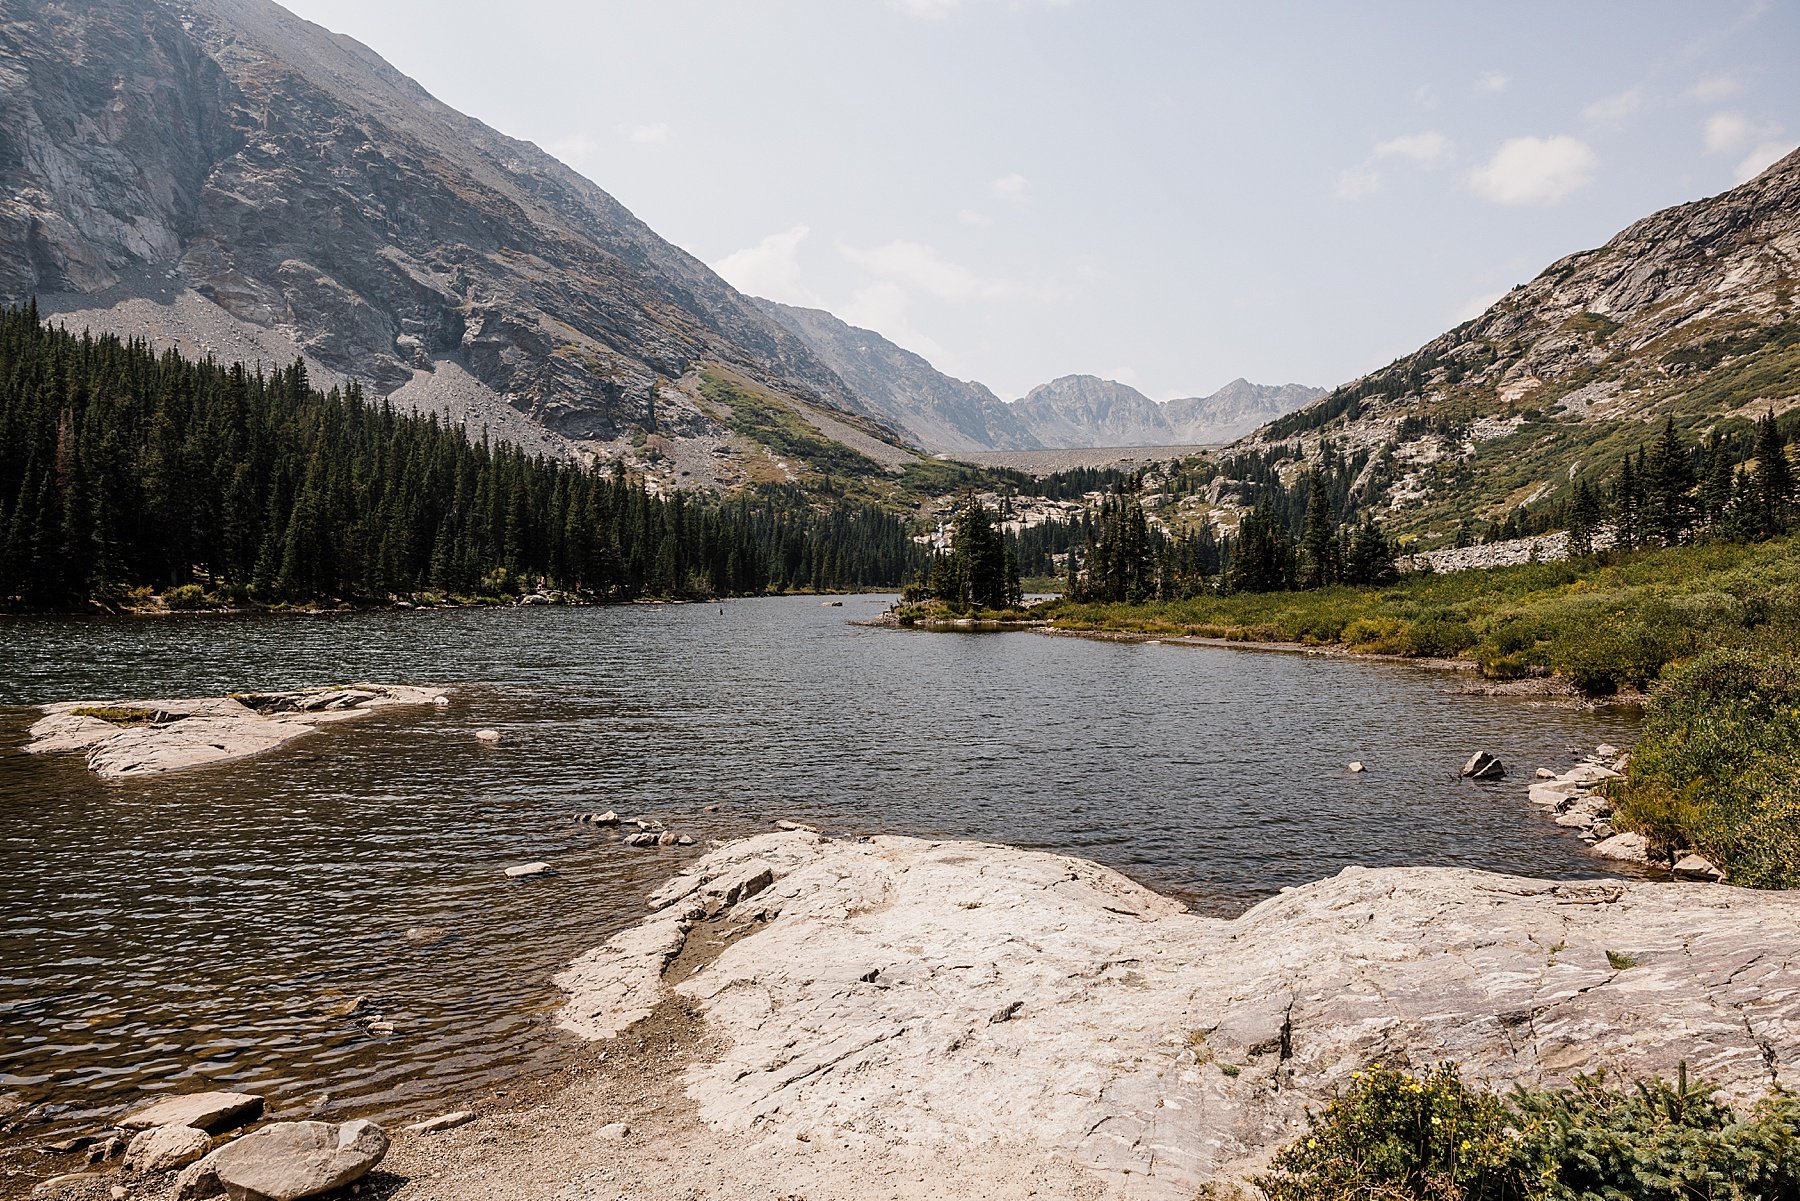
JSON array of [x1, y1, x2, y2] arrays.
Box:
[[0, 306, 920, 608], [1225, 145, 1800, 548]]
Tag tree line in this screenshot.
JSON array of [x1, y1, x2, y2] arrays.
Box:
[[0, 305, 922, 608]]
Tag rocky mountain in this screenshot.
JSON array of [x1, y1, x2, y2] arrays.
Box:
[[1163, 379, 1326, 444], [1007, 375, 1174, 447], [1005, 374, 1323, 450], [1233, 144, 1800, 543], [754, 300, 1043, 452], [757, 303, 1322, 454], [0, 0, 894, 472]]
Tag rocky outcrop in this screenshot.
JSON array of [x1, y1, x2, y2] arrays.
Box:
[[1, 0, 860, 447], [26, 685, 442, 778], [560, 831, 1800, 1199]]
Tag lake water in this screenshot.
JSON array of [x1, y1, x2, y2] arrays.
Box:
[[0, 596, 1639, 1153]]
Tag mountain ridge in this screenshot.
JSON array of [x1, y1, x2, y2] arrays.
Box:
[[756, 300, 1321, 453]]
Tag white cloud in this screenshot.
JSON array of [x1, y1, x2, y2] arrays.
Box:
[[1466, 136, 1597, 205], [1704, 111, 1757, 154], [1412, 83, 1439, 110], [1583, 87, 1644, 123], [625, 121, 671, 144], [1687, 73, 1742, 103], [710, 225, 820, 306], [990, 172, 1031, 202], [839, 239, 1032, 302], [1373, 131, 1453, 164], [1475, 70, 1510, 94], [1737, 140, 1795, 182], [1334, 131, 1450, 201], [1332, 164, 1382, 200], [957, 208, 993, 227]]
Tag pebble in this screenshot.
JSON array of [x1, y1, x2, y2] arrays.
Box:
[[595, 1122, 631, 1141], [1346, 761, 1365, 773], [474, 728, 502, 743], [505, 862, 553, 878]]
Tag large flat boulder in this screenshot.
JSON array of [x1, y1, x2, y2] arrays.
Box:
[[118, 1091, 263, 1133], [26, 685, 443, 779], [177, 1119, 388, 1201], [560, 832, 1800, 1199]]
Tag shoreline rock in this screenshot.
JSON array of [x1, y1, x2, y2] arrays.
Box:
[[550, 831, 1800, 1198], [24, 685, 444, 779]]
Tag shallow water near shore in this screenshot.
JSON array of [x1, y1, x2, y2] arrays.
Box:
[[0, 595, 1638, 1151]]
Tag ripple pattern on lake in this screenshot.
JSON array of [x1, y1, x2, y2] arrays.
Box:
[[0, 598, 1639, 1136]]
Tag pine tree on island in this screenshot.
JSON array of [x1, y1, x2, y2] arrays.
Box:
[[927, 492, 1021, 612]]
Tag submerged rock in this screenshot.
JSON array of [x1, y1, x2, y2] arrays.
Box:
[[27, 686, 443, 779], [505, 862, 552, 878]]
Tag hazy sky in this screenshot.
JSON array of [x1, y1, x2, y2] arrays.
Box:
[[280, 0, 1797, 401]]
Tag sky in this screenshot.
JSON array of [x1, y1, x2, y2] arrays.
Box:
[[279, 0, 1798, 401]]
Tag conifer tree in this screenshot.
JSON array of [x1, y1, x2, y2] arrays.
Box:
[[1643, 416, 1694, 546], [1754, 409, 1795, 535]]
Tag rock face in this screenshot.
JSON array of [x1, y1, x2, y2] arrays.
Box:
[[26, 685, 441, 779], [177, 1119, 388, 1201], [560, 831, 1800, 1199], [0, 0, 859, 447]]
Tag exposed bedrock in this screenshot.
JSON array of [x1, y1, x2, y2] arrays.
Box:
[[560, 831, 1800, 1198]]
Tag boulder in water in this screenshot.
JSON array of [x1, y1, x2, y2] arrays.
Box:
[[1460, 751, 1506, 780]]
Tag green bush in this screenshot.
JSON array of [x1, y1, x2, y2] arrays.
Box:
[[1617, 645, 1800, 887], [1341, 616, 1411, 655], [1402, 616, 1477, 658], [162, 583, 209, 609], [1256, 1063, 1800, 1201], [1255, 1063, 1520, 1200]]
